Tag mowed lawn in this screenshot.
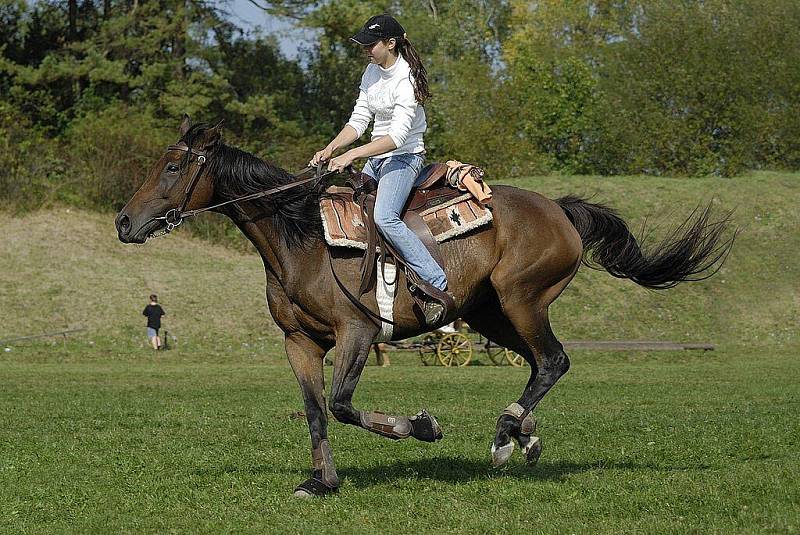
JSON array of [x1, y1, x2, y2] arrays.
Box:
[[1, 348, 797, 533]]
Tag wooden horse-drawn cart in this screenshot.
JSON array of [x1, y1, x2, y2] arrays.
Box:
[[385, 320, 525, 367]]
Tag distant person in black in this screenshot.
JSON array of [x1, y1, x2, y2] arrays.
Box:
[[143, 294, 166, 350]]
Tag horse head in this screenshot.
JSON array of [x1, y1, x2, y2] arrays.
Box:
[[115, 115, 222, 243]]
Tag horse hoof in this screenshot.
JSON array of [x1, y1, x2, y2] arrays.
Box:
[[491, 441, 515, 467], [293, 477, 337, 498], [523, 436, 542, 465], [410, 409, 443, 442]]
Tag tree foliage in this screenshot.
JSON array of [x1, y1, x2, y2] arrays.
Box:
[[1, 0, 799, 215]]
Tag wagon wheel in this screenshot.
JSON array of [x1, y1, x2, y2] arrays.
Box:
[[505, 349, 526, 367], [486, 343, 526, 367], [437, 332, 473, 367], [418, 335, 439, 366], [485, 342, 506, 365]]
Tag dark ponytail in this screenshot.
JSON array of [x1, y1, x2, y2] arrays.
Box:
[[395, 36, 431, 105]]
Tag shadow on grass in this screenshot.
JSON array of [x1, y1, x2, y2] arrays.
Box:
[[192, 456, 714, 487], [336, 456, 715, 488]]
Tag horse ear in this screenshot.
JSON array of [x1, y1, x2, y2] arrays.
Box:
[[209, 118, 224, 133], [199, 118, 224, 148], [179, 114, 192, 137]]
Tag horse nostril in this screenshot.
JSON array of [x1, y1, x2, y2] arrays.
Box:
[[117, 214, 131, 234]]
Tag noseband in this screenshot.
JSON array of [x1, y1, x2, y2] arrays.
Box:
[[151, 143, 337, 235]]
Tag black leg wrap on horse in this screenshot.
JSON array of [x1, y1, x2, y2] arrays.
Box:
[[294, 475, 338, 497], [409, 409, 443, 442]]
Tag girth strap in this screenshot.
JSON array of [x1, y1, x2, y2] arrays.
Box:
[[403, 210, 446, 273], [328, 253, 395, 327], [357, 193, 378, 297]]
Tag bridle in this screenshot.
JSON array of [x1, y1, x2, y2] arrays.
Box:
[[151, 143, 339, 235]]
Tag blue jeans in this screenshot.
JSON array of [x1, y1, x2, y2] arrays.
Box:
[[362, 152, 448, 291]]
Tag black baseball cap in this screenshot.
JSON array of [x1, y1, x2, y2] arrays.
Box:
[[350, 14, 405, 45]]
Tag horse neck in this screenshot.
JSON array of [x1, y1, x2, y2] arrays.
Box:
[[224, 201, 326, 287], [205, 147, 327, 287]]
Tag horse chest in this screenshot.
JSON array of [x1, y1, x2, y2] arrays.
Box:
[[264, 278, 333, 338]]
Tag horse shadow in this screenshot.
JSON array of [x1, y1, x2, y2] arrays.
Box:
[[336, 456, 713, 489], [191, 456, 714, 488]]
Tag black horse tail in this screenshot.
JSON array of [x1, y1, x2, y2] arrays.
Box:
[[556, 195, 736, 290]]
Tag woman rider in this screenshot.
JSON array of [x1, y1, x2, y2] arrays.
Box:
[[310, 13, 451, 326]]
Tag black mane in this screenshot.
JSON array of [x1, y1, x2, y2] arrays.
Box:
[[181, 123, 324, 248]]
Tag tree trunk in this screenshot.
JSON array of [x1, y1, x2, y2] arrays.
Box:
[[172, 0, 187, 80], [68, 0, 77, 40]]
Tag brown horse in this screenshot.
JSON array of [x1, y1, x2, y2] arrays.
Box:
[[116, 118, 733, 497]]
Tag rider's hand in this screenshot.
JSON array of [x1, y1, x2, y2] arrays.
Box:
[[327, 152, 355, 173], [309, 146, 333, 168]]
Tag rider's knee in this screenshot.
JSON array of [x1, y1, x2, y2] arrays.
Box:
[[373, 208, 400, 231]]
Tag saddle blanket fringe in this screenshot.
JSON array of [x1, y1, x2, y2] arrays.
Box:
[[320, 191, 493, 250]]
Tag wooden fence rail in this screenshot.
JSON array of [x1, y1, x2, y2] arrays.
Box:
[[562, 340, 714, 351], [1, 328, 85, 346]]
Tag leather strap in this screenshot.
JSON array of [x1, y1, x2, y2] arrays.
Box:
[[357, 193, 377, 297], [346, 172, 378, 203], [328, 253, 395, 327], [402, 210, 447, 271]]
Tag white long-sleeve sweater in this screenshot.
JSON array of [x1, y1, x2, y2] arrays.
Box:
[[346, 55, 426, 159]]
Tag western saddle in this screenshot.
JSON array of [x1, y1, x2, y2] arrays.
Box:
[[342, 163, 460, 323]]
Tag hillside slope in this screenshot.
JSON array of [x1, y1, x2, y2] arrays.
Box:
[[518, 172, 798, 351], [0, 209, 272, 354], [1, 172, 797, 353]]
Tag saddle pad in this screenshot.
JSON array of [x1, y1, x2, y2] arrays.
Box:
[[320, 187, 493, 250]]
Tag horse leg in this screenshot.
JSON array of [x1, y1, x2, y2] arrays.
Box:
[[329, 327, 443, 443], [495, 302, 572, 467], [284, 334, 339, 498], [463, 301, 545, 466]]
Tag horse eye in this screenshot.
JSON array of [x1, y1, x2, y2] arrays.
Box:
[[166, 164, 179, 173]]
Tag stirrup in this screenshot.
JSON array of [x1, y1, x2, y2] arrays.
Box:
[[422, 291, 454, 326], [423, 299, 445, 326]]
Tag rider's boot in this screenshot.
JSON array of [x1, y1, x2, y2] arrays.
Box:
[[423, 292, 454, 326]]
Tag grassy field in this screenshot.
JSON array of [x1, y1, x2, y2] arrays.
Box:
[[1, 172, 798, 532], [1, 351, 798, 533]]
